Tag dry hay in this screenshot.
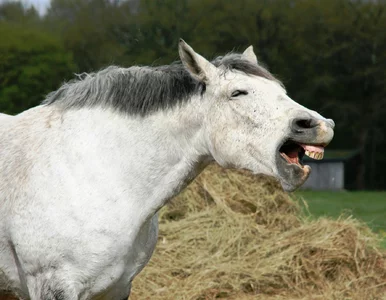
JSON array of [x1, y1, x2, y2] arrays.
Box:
[[130, 164, 386, 300]]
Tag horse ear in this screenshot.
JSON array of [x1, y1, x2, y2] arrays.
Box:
[[178, 39, 217, 83], [242, 45, 258, 65]]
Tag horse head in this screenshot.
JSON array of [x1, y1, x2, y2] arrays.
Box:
[[179, 40, 334, 191]]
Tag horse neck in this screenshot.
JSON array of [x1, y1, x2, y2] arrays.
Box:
[[53, 97, 210, 214]]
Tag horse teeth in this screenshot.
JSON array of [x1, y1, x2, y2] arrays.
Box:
[[304, 150, 324, 160], [309, 151, 316, 159]]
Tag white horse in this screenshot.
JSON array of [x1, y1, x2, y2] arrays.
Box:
[[0, 113, 12, 121], [0, 40, 334, 300]]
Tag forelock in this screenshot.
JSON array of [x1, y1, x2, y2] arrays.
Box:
[[212, 53, 283, 86]]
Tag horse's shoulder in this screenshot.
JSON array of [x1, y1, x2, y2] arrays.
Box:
[[0, 106, 61, 190]]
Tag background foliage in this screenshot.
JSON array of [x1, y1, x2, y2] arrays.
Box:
[[1, 0, 385, 189]]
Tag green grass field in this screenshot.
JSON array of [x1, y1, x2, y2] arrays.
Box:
[[293, 190, 386, 248]]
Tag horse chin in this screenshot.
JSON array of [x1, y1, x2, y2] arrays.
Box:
[[275, 152, 312, 192]]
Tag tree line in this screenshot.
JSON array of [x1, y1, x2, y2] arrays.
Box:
[[1, 0, 385, 189]]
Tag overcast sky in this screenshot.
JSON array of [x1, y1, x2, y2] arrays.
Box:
[[3, 0, 50, 15], [31, 0, 50, 15]]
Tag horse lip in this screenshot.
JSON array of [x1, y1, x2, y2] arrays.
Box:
[[276, 150, 308, 170], [277, 137, 328, 150], [276, 157, 312, 191], [275, 137, 313, 191]]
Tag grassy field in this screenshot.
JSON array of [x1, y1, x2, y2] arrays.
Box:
[[293, 190, 386, 247]]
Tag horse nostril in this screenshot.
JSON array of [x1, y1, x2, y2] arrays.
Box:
[[292, 118, 318, 132], [296, 119, 311, 129]]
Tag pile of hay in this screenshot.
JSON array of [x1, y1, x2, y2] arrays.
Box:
[[131, 164, 386, 300]]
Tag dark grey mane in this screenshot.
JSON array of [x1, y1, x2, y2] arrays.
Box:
[[43, 53, 280, 116]]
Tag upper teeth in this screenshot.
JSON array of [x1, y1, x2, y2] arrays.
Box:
[[305, 150, 324, 160]]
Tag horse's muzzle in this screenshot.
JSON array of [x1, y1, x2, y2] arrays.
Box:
[[290, 115, 335, 146]]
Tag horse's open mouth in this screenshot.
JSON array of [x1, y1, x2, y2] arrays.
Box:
[[278, 140, 325, 168]]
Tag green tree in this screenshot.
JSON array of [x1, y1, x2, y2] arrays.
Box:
[[0, 22, 76, 114], [0, 1, 40, 26], [45, 0, 126, 71]]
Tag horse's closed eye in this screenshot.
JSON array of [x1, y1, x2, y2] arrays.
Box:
[[231, 90, 248, 98]]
